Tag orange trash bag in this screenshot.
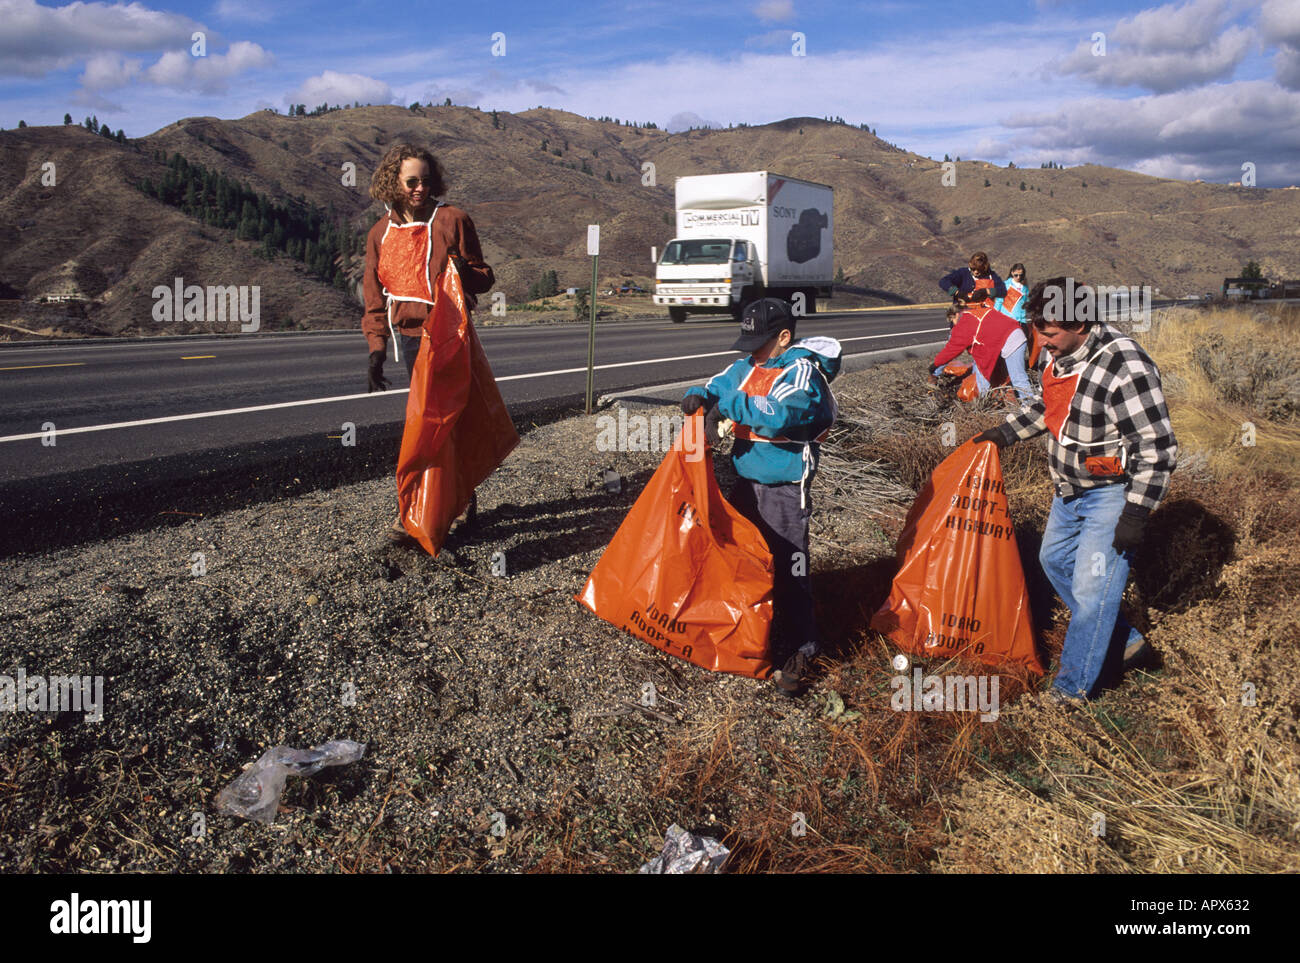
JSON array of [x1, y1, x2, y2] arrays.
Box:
[[395, 264, 519, 557], [577, 414, 775, 678], [945, 361, 1010, 402], [870, 440, 1043, 672]]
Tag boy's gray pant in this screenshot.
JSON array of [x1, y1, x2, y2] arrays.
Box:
[[728, 477, 818, 663]]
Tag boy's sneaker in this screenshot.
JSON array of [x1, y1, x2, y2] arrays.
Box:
[[772, 643, 818, 697]]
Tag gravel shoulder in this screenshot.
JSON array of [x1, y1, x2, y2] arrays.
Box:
[[0, 362, 911, 873]]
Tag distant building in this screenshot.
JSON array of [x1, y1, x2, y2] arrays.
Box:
[[1222, 277, 1268, 300]]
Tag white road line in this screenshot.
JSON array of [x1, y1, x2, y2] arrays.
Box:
[[0, 327, 948, 443]]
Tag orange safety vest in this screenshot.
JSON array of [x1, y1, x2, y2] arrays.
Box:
[[729, 359, 835, 508], [1041, 341, 1127, 476], [730, 363, 832, 445], [376, 204, 442, 360]]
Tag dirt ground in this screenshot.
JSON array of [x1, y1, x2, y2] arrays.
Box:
[[2, 316, 1296, 873]]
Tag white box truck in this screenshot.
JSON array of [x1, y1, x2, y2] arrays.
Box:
[[653, 171, 834, 323]]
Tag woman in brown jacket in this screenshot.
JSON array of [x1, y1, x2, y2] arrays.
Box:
[[363, 143, 495, 385], [362, 144, 496, 539]]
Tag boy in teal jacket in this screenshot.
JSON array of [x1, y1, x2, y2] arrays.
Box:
[[682, 299, 841, 694]]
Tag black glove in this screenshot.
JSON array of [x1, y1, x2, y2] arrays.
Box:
[[704, 406, 725, 447], [1112, 511, 1146, 553], [681, 394, 711, 416], [448, 251, 469, 277], [972, 424, 1014, 448], [367, 350, 389, 393]]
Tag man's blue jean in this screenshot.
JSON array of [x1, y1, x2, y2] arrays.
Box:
[[1039, 484, 1143, 698], [973, 344, 1036, 402]]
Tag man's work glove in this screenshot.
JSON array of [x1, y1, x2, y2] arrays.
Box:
[[972, 424, 1015, 448], [681, 394, 711, 416], [1112, 510, 1146, 553], [367, 350, 389, 393], [704, 406, 725, 447]]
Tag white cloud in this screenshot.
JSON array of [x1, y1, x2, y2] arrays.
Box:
[[79, 52, 143, 88], [0, 0, 202, 77], [1109, 0, 1235, 51], [1261, 0, 1300, 89], [754, 0, 794, 24], [1258, 0, 1300, 45], [289, 70, 394, 107], [1056, 25, 1252, 92], [1276, 47, 1300, 90], [141, 40, 273, 94], [1055, 0, 1252, 93], [666, 110, 721, 131], [999, 81, 1300, 185]]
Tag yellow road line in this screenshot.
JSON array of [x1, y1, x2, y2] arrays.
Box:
[[0, 362, 85, 371], [181, 355, 216, 359]]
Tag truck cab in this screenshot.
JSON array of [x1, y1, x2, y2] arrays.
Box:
[[654, 238, 756, 323]]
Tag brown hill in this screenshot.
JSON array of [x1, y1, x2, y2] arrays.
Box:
[[2, 107, 1298, 337]]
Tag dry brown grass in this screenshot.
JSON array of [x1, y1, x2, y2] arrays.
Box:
[[653, 304, 1300, 873]]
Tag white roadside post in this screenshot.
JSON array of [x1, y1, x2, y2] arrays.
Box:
[[585, 224, 600, 415]]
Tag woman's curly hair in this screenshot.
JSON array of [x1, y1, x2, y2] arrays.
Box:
[[369, 144, 448, 212]]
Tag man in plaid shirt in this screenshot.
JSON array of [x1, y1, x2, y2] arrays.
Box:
[[972, 276, 1177, 702]]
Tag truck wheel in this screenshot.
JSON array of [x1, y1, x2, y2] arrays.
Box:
[[731, 288, 753, 322], [669, 307, 686, 324]]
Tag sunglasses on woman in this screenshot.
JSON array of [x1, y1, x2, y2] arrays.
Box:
[[403, 176, 434, 188]]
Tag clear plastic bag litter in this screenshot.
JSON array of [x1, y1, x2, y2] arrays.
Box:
[[216, 740, 366, 824]]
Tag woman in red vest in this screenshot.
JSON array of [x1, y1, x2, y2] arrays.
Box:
[[362, 144, 497, 539], [362, 145, 495, 382]]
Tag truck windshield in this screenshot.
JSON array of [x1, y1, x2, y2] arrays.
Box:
[[659, 239, 732, 265]]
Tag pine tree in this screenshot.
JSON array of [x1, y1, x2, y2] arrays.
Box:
[[64, 113, 72, 125]]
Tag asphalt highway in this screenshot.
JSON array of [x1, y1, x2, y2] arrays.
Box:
[[0, 308, 947, 553]]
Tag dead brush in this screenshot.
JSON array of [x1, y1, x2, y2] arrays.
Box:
[[1144, 304, 1300, 477], [938, 458, 1300, 874]]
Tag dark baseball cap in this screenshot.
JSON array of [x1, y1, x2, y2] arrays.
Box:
[[732, 298, 796, 352]]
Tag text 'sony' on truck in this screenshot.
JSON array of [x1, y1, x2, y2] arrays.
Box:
[[653, 171, 834, 324]]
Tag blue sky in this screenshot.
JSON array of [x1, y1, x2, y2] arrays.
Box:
[[3, 0, 1299, 185]]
